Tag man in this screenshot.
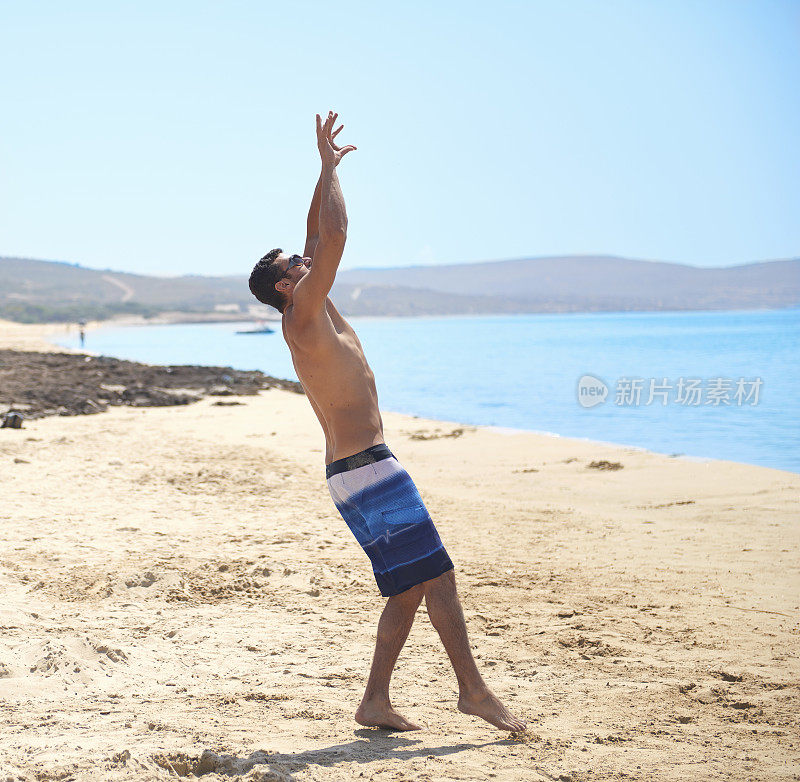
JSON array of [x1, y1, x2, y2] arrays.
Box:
[[248, 111, 526, 733]]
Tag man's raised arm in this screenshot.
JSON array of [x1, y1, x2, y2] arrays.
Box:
[[293, 111, 356, 316], [302, 121, 347, 258]]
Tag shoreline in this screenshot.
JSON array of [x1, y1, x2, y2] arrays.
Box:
[[2, 317, 796, 476]]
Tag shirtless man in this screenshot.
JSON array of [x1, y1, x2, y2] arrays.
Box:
[[248, 111, 526, 733]]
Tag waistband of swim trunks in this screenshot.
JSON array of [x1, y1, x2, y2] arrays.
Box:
[[325, 443, 394, 479]]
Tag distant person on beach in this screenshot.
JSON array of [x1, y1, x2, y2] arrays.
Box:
[[248, 111, 526, 733], [79, 326, 85, 348]]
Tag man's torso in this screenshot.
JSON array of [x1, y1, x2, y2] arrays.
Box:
[[283, 298, 384, 464]]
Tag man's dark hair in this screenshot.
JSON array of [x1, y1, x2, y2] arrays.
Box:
[[249, 248, 287, 313]]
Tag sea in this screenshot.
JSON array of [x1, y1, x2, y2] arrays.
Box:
[[55, 309, 800, 473]]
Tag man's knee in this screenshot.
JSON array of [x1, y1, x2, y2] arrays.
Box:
[[422, 568, 456, 598], [390, 583, 425, 605]]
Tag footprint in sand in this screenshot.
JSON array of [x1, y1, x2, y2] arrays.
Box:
[[124, 571, 157, 588], [26, 637, 128, 677]]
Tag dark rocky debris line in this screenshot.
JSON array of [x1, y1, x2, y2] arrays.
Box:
[[0, 350, 302, 420]]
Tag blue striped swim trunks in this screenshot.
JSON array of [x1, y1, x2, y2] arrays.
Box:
[[326, 444, 454, 597]]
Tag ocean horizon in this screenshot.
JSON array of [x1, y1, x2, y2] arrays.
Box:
[[55, 308, 800, 473]]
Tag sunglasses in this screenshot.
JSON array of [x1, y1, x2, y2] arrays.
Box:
[[285, 254, 309, 273]]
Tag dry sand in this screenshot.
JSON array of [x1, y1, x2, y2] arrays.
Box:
[[0, 322, 798, 781], [0, 320, 77, 353]]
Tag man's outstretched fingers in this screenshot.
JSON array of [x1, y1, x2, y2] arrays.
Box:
[[326, 113, 337, 139]]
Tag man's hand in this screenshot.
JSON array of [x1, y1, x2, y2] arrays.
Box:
[[316, 111, 356, 168]]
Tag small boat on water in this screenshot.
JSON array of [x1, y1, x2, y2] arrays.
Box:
[[235, 322, 275, 335]]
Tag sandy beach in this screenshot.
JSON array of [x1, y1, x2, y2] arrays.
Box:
[[1, 322, 798, 781]]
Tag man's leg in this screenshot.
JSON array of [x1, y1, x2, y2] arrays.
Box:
[[423, 569, 527, 731], [355, 583, 425, 731]]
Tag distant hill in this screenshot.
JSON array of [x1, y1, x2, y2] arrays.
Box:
[[1, 254, 798, 322], [332, 256, 800, 313], [0, 257, 253, 323]]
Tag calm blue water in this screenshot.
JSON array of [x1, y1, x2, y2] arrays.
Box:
[[56, 310, 800, 473]]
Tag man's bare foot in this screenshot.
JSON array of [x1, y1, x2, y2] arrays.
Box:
[[457, 688, 527, 732], [355, 700, 422, 731]]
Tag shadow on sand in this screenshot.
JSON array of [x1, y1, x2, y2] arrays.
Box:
[[151, 730, 521, 778]]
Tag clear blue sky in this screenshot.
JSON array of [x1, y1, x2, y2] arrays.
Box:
[[1, 0, 798, 275]]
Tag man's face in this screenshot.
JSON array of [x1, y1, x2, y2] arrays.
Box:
[[275, 252, 312, 294]]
